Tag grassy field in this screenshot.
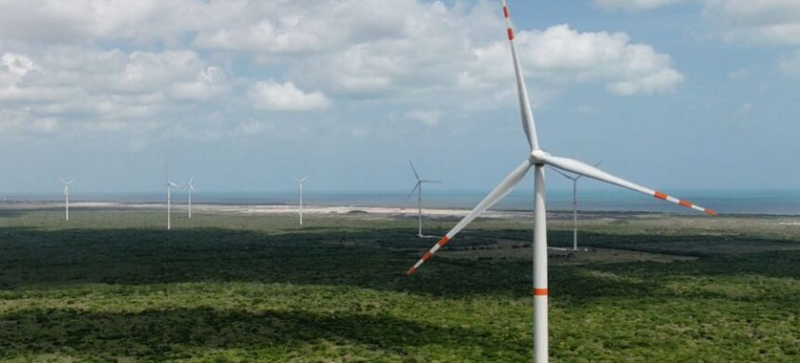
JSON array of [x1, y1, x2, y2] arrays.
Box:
[[0, 208, 799, 362]]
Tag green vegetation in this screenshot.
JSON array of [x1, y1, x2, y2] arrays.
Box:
[[0, 209, 799, 362]]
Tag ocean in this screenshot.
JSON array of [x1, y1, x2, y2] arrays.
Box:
[[2, 189, 799, 216]]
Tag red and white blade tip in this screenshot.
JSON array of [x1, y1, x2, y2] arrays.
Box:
[[406, 236, 451, 276], [503, 2, 514, 41], [653, 190, 717, 216]]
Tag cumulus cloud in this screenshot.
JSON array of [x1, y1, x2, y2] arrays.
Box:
[[595, 0, 689, 11], [0, 0, 684, 141], [468, 25, 683, 96], [0, 48, 230, 139], [704, 0, 800, 45], [248, 81, 331, 111], [171, 66, 227, 101], [595, 0, 800, 45]]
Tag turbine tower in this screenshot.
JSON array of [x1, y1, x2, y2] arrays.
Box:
[[406, 2, 717, 362], [550, 162, 600, 251], [293, 175, 310, 225], [182, 177, 196, 219], [57, 177, 76, 221], [165, 164, 180, 230], [406, 160, 441, 237]]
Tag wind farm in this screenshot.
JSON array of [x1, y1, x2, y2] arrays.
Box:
[[0, 0, 797, 362]]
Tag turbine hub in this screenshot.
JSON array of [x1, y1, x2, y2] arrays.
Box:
[[530, 149, 549, 165]]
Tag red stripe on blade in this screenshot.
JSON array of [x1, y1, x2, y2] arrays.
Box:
[[406, 267, 417, 276], [422, 252, 433, 262], [679, 200, 692, 208], [533, 288, 548, 296], [503, 6, 509, 18], [507, 28, 514, 40], [437, 236, 451, 247], [705, 209, 718, 216], [654, 191, 667, 200]]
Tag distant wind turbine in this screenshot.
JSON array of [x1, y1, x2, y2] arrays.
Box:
[[293, 175, 310, 225], [57, 177, 76, 221], [406, 161, 441, 237], [550, 162, 600, 251], [182, 177, 196, 219], [165, 164, 181, 230]]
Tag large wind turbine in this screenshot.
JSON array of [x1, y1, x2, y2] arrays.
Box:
[[406, 2, 717, 362], [406, 160, 441, 237], [293, 175, 310, 225], [57, 177, 76, 221], [165, 165, 181, 230], [182, 177, 196, 219], [550, 162, 600, 251]]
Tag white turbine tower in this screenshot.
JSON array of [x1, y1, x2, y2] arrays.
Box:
[[293, 175, 310, 225], [406, 161, 441, 237], [407, 2, 717, 362], [182, 177, 196, 219], [165, 165, 181, 230], [550, 162, 600, 251], [57, 177, 76, 221]]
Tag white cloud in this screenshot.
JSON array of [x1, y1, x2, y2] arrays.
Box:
[[248, 80, 331, 111], [0, 0, 683, 142], [595, 0, 689, 11], [468, 25, 684, 96], [0, 47, 232, 142], [595, 0, 800, 45], [171, 66, 227, 101], [704, 0, 800, 45], [608, 68, 684, 96], [32, 117, 59, 132]]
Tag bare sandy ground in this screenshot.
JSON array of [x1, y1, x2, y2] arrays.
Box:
[[0, 201, 536, 219]]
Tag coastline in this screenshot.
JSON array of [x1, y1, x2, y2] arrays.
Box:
[[1, 200, 798, 218]]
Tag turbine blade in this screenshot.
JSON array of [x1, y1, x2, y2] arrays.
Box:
[[301, 175, 310, 183], [503, 0, 539, 150], [543, 154, 717, 216], [575, 161, 601, 180], [57, 177, 67, 184], [421, 180, 442, 184], [406, 182, 420, 202], [409, 160, 421, 181], [407, 159, 533, 275]]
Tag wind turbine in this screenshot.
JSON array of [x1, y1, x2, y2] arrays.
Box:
[[406, 160, 441, 237], [182, 177, 196, 219], [550, 162, 600, 251], [57, 177, 76, 221], [406, 2, 717, 362], [165, 164, 181, 230], [293, 175, 310, 225]]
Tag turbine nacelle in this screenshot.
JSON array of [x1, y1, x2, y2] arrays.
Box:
[[530, 149, 550, 165]]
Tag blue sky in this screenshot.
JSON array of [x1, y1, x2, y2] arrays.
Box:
[[0, 0, 798, 194]]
